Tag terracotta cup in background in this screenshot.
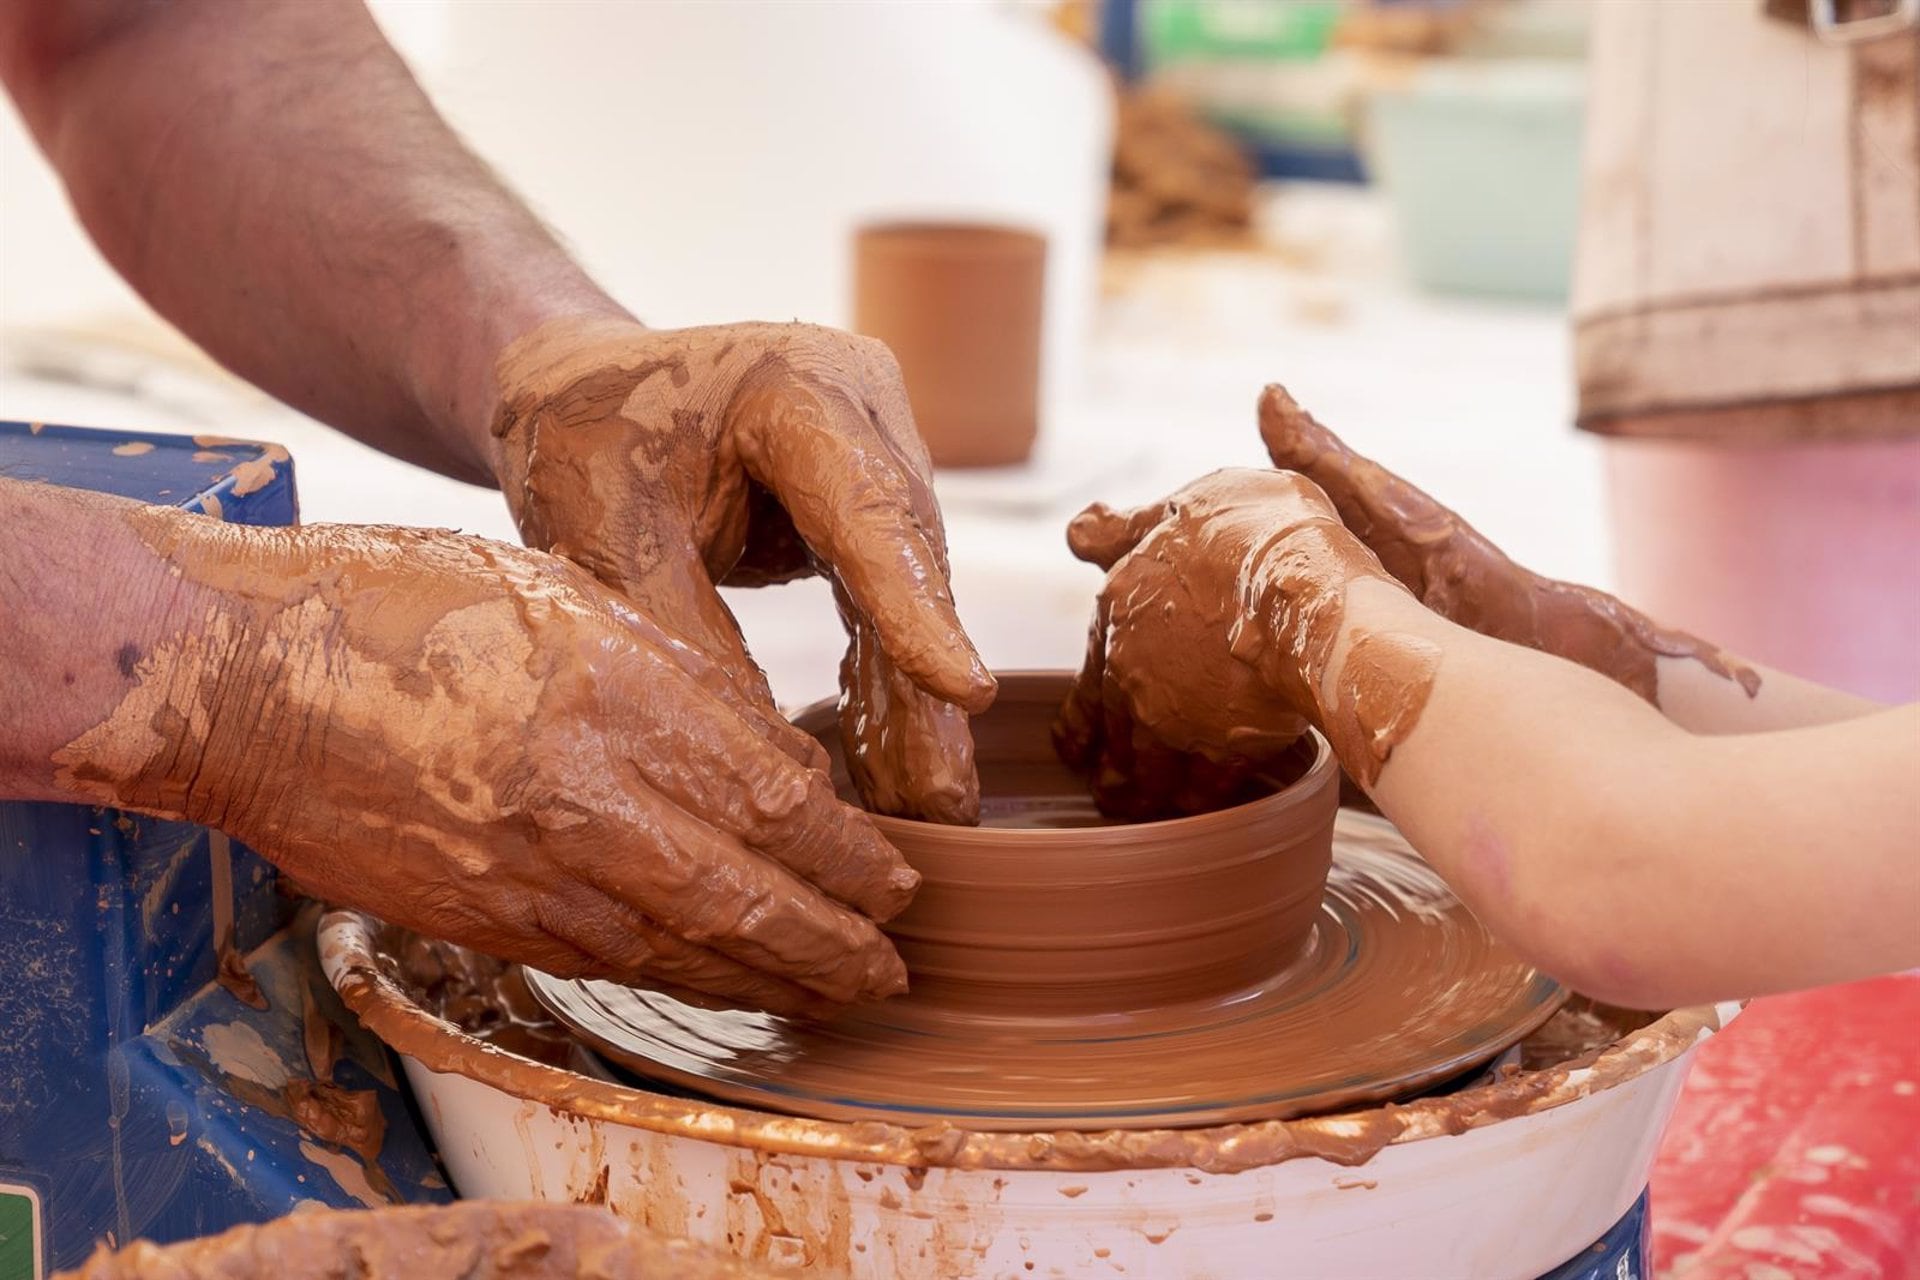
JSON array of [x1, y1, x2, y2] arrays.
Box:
[[853, 222, 1046, 468]]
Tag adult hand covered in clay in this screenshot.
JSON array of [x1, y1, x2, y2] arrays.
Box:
[[490, 318, 995, 824], [1258, 385, 1757, 703], [1057, 469, 1415, 819], [54, 510, 918, 1014]]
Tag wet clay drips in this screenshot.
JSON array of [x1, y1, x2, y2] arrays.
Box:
[[489, 316, 993, 823], [50, 495, 911, 1012], [1060, 469, 1440, 802], [60, 1201, 784, 1280], [1333, 631, 1441, 786], [1258, 385, 1761, 702]]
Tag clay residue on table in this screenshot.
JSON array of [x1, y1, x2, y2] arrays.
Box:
[[282, 1079, 387, 1165], [209, 832, 267, 1010], [215, 945, 267, 1011], [1259, 384, 1761, 702], [330, 894, 1725, 1177], [216, 1067, 397, 1201], [58, 1201, 787, 1280]]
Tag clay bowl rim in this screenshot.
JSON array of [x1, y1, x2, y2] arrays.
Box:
[[855, 219, 1047, 258], [319, 933, 1740, 1177], [793, 669, 1340, 862]]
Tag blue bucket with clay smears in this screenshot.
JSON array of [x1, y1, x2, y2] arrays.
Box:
[[0, 421, 443, 1277]]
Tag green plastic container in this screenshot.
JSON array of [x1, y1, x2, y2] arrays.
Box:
[[1364, 59, 1586, 302]]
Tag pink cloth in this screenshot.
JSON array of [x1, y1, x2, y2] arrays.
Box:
[[1651, 974, 1920, 1278]]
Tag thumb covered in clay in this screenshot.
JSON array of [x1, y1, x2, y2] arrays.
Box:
[[1066, 500, 1169, 571]]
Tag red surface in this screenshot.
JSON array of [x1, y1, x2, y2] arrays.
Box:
[[1651, 974, 1920, 1278]]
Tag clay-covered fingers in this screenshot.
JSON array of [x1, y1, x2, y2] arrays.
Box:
[[835, 600, 980, 824], [595, 545, 830, 772], [598, 644, 919, 921], [532, 888, 837, 1018], [1256, 384, 1340, 474], [1054, 593, 1114, 772], [569, 771, 907, 1004], [728, 368, 995, 714], [1257, 384, 1452, 590], [1057, 589, 1233, 819], [1065, 500, 1170, 571]]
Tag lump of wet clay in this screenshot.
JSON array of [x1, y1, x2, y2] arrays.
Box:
[[58, 1201, 786, 1280]]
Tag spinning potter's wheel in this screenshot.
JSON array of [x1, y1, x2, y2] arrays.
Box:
[[531, 675, 1565, 1131]]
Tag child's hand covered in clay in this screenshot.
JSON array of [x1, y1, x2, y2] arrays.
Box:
[[490, 317, 994, 824], [1061, 396, 1916, 1005], [50, 498, 918, 1014], [1056, 468, 1410, 819]]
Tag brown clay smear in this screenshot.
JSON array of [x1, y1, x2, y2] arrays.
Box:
[[1259, 385, 1761, 702], [1238, 510, 1421, 789], [1331, 631, 1441, 789], [325, 906, 1727, 1177], [49, 499, 911, 1012], [60, 1201, 785, 1279], [833, 583, 978, 826]]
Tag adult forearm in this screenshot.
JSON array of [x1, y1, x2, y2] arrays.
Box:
[[0, 478, 200, 801], [1, 0, 625, 483]]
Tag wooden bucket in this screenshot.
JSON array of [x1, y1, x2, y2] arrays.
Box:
[[1572, 0, 1919, 442]]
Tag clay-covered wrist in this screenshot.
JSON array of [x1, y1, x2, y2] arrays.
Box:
[[484, 314, 660, 535], [0, 482, 196, 801], [1235, 524, 1436, 791], [1231, 516, 1396, 716], [48, 509, 329, 829]]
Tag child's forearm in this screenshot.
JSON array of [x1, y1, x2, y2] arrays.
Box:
[[1653, 654, 1881, 734], [1330, 578, 1920, 1007]]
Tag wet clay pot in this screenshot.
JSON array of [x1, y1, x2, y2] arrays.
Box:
[[853, 221, 1046, 468], [798, 671, 1337, 1017]]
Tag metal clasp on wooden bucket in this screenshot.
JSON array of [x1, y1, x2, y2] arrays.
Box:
[[1780, 0, 1920, 44]]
